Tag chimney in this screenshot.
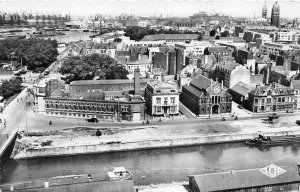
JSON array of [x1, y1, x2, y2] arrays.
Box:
[[222, 80, 223, 90], [134, 68, 141, 95], [266, 63, 270, 85]]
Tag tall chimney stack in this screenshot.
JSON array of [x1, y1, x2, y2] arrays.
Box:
[[266, 63, 270, 85], [134, 68, 141, 95]]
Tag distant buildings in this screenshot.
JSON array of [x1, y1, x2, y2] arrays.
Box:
[[214, 61, 250, 88], [141, 34, 199, 43], [271, 1, 280, 27], [262, 0, 267, 19]]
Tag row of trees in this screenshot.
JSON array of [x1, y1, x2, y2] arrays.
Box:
[[0, 39, 58, 72], [0, 77, 23, 99], [124, 26, 202, 41], [59, 53, 128, 83], [0, 13, 70, 26], [209, 29, 230, 37]]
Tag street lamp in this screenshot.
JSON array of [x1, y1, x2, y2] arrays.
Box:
[[117, 96, 121, 122]]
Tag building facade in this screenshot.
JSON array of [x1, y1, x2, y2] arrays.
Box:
[[248, 83, 296, 113], [262, 0, 267, 19], [271, 1, 280, 27], [44, 95, 145, 121], [144, 82, 179, 117], [180, 75, 232, 116]]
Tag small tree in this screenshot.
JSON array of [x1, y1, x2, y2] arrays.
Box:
[[220, 30, 229, 37], [113, 38, 122, 43], [197, 33, 203, 41], [210, 29, 216, 36]]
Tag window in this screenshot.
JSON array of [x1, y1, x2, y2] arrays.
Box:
[[261, 98, 265, 104], [282, 97, 285, 102], [156, 90, 161, 93], [267, 98, 271, 104], [164, 97, 168, 105], [278, 97, 282, 102], [171, 97, 175, 104], [156, 98, 161, 104], [157, 107, 161, 113], [171, 106, 176, 112]]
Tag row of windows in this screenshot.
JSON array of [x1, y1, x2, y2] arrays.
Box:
[[46, 103, 130, 112], [254, 96, 295, 104], [200, 97, 231, 104], [201, 106, 231, 112], [156, 97, 176, 104], [155, 106, 177, 113], [46, 101, 112, 107]]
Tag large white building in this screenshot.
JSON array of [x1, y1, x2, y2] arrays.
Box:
[[260, 42, 290, 55], [276, 30, 300, 43], [144, 81, 180, 117]]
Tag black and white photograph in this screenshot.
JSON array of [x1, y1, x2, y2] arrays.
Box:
[[1, 0, 300, 191]]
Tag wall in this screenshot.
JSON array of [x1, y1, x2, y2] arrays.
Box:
[[15, 130, 300, 160]]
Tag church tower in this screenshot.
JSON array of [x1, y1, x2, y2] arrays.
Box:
[[262, 0, 267, 19], [271, 1, 280, 27]]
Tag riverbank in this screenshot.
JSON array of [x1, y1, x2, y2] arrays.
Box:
[[13, 120, 300, 159]]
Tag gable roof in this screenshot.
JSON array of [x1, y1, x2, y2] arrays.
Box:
[[190, 75, 213, 90], [189, 165, 300, 192], [249, 83, 294, 96], [230, 82, 254, 97], [141, 34, 199, 41], [216, 60, 238, 72], [182, 85, 205, 98]]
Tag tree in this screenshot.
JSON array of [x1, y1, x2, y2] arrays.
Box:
[[0, 38, 58, 71], [197, 33, 203, 41], [59, 53, 128, 82], [220, 30, 229, 37], [105, 65, 129, 79], [113, 38, 122, 43], [0, 78, 23, 99], [210, 29, 216, 36]]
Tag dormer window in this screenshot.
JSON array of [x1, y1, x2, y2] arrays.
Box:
[[170, 90, 175, 93], [156, 90, 161, 93], [268, 90, 272, 95]]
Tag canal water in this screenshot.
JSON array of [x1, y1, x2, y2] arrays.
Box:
[[41, 31, 93, 43], [1, 142, 300, 185]]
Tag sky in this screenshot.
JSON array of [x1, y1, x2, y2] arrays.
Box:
[[0, 0, 300, 19]]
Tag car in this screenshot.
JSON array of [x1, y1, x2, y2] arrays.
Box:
[[286, 109, 295, 113], [44, 70, 50, 75], [86, 118, 99, 123], [237, 104, 243, 109]]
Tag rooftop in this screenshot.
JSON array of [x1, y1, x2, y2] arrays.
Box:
[[230, 82, 254, 97], [189, 164, 300, 192], [70, 79, 152, 86], [141, 34, 199, 41]]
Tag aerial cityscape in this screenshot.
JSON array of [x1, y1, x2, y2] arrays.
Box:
[[1, 0, 300, 191]]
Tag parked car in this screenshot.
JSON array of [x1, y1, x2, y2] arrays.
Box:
[[86, 118, 99, 123], [44, 69, 50, 75], [238, 104, 243, 109], [286, 109, 295, 113]]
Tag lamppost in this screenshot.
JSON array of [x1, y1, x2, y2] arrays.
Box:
[[117, 96, 121, 122], [144, 106, 147, 121]]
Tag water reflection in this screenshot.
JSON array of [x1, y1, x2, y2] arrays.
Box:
[[1, 143, 300, 185]]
